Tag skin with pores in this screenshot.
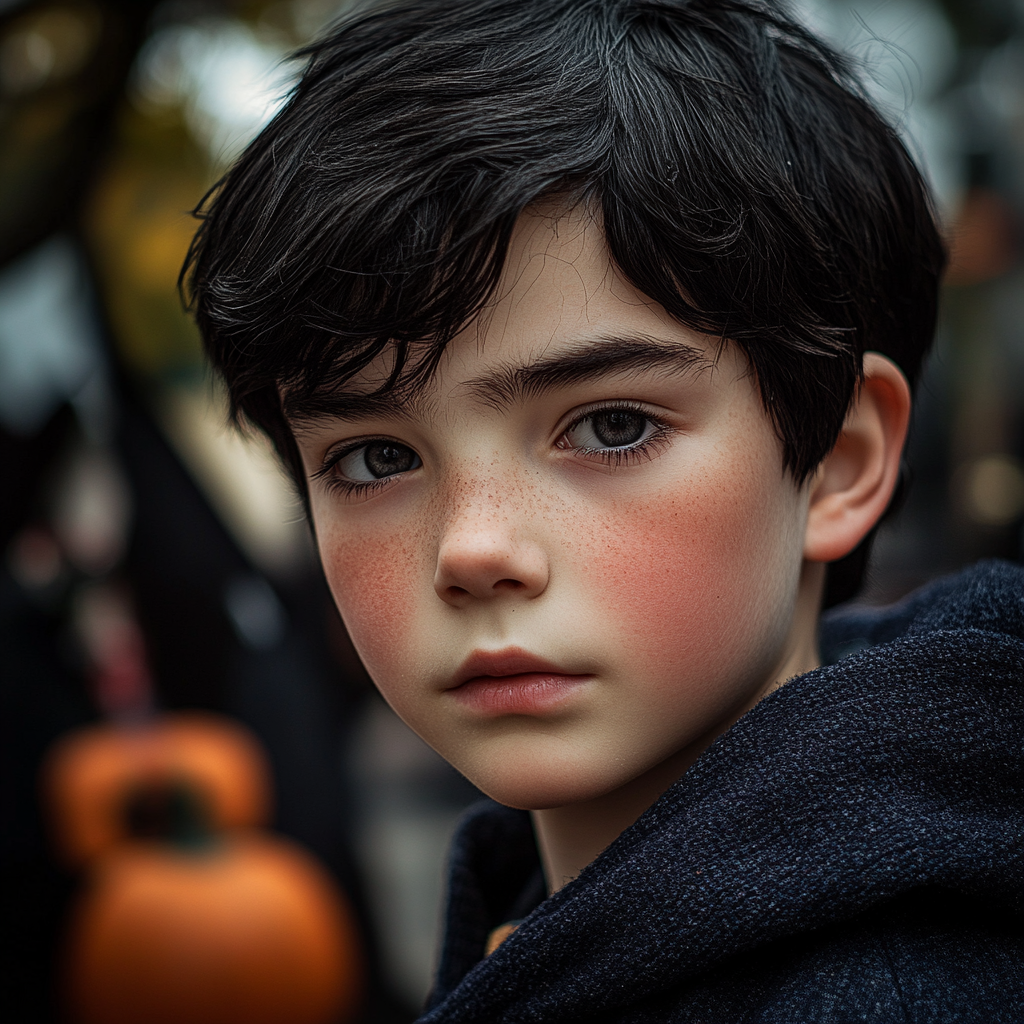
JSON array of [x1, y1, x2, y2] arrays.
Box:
[[291, 208, 909, 893]]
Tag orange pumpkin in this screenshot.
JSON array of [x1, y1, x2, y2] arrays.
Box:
[[44, 712, 272, 866], [64, 829, 364, 1024]]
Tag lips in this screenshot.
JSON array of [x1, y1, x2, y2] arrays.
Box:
[[451, 647, 573, 688], [448, 647, 592, 715]]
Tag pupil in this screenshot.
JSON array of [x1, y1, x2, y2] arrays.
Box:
[[364, 442, 415, 477], [593, 411, 646, 448]]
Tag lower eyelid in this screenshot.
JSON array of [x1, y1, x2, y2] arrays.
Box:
[[560, 425, 674, 466], [321, 474, 393, 500]]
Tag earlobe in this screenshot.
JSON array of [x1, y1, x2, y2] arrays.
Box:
[[803, 353, 911, 564]]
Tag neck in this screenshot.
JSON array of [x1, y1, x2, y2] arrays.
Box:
[[531, 559, 825, 894], [531, 742, 705, 893]]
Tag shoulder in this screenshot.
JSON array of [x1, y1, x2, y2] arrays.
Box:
[[820, 559, 1024, 661], [624, 892, 1023, 1024]]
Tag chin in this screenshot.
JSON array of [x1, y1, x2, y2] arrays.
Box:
[[460, 757, 627, 811]]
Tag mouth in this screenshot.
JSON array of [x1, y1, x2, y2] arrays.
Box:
[[448, 647, 592, 716]]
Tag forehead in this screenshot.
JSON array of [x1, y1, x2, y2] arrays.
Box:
[[458, 206, 698, 369], [285, 207, 728, 425]]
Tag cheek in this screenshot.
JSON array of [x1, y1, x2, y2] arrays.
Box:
[[578, 463, 799, 695], [316, 522, 421, 682]]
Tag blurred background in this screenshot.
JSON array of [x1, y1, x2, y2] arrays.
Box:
[[0, 0, 1020, 1021]]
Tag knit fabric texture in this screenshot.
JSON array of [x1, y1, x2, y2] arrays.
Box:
[[421, 559, 1024, 1023]]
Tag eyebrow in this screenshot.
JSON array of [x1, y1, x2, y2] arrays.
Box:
[[462, 333, 712, 411], [284, 387, 424, 428], [284, 333, 712, 426]]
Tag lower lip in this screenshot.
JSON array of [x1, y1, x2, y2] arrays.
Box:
[[449, 673, 591, 716]]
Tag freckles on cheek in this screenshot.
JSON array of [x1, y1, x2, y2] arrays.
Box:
[[319, 528, 418, 675], [579, 478, 783, 688], [585, 498, 721, 635]]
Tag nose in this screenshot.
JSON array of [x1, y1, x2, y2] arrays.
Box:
[[433, 495, 549, 606]]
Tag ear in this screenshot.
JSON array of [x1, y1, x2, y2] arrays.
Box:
[[804, 353, 912, 563]]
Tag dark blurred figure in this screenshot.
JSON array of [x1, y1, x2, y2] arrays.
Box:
[[0, 2, 415, 1020], [2, 7, 158, 1020], [863, 0, 1024, 599]]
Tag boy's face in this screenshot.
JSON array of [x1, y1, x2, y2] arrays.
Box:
[[292, 209, 815, 810]]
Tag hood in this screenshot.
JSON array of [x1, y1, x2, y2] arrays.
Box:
[[423, 560, 1023, 1023]]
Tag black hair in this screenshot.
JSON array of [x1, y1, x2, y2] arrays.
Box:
[[184, 0, 945, 606]]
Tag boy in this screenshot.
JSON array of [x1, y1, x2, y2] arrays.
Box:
[[185, 0, 1022, 1020]]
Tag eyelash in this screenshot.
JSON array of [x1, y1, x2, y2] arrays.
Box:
[[314, 403, 673, 498], [557, 402, 673, 467], [313, 439, 402, 499]]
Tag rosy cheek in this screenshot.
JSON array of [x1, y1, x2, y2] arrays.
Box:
[[577, 467, 788, 695], [318, 527, 419, 680]]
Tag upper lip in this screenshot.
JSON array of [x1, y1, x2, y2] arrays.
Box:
[[450, 647, 581, 689]]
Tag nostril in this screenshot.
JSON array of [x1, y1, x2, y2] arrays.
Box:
[[434, 541, 549, 602]]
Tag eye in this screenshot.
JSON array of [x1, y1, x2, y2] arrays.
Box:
[[335, 440, 421, 481], [561, 409, 658, 451]]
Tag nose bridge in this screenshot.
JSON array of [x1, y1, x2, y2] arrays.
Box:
[[433, 457, 547, 603], [442, 459, 518, 531]]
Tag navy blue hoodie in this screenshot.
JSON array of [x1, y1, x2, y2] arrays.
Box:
[[422, 560, 1023, 1023]]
